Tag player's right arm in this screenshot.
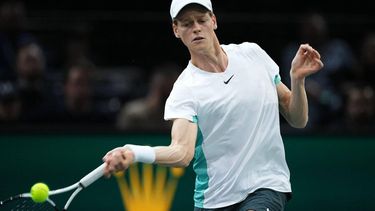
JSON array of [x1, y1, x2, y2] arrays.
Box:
[[103, 118, 197, 177], [154, 118, 197, 167]]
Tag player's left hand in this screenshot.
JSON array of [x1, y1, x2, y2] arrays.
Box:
[[290, 43, 324, 80], [102, 147, 134, 178]]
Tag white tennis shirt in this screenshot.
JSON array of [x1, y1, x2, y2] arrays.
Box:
[[164, 42, 291, 209]]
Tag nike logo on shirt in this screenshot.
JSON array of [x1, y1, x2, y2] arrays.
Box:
[[224, 74, 234, 84]]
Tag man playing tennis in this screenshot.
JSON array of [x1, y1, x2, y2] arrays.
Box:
[[103, 0, 324, 210]]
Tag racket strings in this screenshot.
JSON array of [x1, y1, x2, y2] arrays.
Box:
[[1, 198, 55, 211]]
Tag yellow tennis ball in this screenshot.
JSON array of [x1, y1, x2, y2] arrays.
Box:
[[30, 182, 49, 203]]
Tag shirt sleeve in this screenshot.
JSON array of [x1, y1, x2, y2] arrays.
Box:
[[164, 83, 197, 122], [241, 42, 281, 85]]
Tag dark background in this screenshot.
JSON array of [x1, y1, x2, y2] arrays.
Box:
[[1, 2, 375, 210], [23, 0, 375, 70]]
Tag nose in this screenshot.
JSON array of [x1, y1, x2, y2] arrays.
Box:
[[192, 21, 201, 33]]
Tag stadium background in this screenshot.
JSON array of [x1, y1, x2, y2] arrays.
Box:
[[20, 0, 375, 71]]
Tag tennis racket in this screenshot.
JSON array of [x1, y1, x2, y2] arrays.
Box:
[[0, 163, 106, 211]]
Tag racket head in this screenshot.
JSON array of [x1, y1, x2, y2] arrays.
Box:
[[0, 194, 58, 211], [0, 164, 104, 211]]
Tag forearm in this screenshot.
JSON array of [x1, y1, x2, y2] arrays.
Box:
[[125, 143, 193, 167], [288, 76, 308, 128], [154, 144, 193, 167], [279, 43, 323, 128], [153, 118, 197, 167]]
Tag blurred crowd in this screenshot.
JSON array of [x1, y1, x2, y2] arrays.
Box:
[[0, 1, 374, 134], [280, 13, 375, 133]]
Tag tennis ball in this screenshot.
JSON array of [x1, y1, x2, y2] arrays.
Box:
[[30, 182, 49, 203]]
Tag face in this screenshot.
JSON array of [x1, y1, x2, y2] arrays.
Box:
[[65, 67, 91, 102], [16, 43, 45, 79], [172, 8, 217, 53], [0, 100, 21, 121]]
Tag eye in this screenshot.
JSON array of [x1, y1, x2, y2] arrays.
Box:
[[181, 21, 192, 27], [198, 18, 207, 24]]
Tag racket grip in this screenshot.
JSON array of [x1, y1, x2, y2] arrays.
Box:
[[79, 163, 106, 188]]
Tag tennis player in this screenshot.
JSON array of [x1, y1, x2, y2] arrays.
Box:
[[103, 0, 324, 210]]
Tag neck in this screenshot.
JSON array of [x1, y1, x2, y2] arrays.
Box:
[[190, 36, 227, 73]]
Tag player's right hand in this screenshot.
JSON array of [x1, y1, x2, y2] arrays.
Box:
[[102, 147, 135, 178]]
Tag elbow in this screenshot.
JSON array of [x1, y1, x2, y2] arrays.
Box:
[[173, 145, 194, 167], [177, 158, 192, 167], [290, 115, 308, 128], [177, 152, 194, 167], [292, 122, 307, 129]]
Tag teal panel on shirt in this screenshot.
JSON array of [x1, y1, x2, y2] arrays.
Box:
[[192, 116, 209, 208]]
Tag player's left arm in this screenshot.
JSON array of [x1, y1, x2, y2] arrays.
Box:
[[277, 43, 324, 128]]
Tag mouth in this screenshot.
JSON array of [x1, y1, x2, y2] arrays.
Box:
[[192, 37, 204, 43]]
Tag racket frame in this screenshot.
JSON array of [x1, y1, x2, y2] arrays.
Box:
[[0, 163, 106, 210]]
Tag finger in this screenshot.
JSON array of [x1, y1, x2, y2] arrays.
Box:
[[102, 154, 109, 162], [306, 46, 320, 61], [304, 45, 321, 60], [103, 148, 117, 161], [302, 44, 315, 53], [306, 45, 314, 55], [104, 170, 111, 178], [314, 58, 324, 68], [114, 163, 123, 171], [104, 147, 123, 161], [103, 161, 112, 178], [298, 44, 309, 56], [113, 150, 124, 161], [102, 151, 110, 161], [121, 148, 127, 160], [115, 151, 130, 171], [300, 47, 314, 59], [312, 49, 321, 59], [300, 43, 310, 49], [107, 163, 117, 176], [307, 50, 315, 61], [118, 159, 131, 170], [105, 170, 112, 178]]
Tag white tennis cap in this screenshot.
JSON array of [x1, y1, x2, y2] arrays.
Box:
[[170, 0, 213, 19]]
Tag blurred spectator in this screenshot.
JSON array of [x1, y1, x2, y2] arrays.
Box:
[[0, 0, 36, 81], [280, 12, 356, 130], [334, 33, 375, 133], [15, 42, 57, 122], [347, 33, 375, 87], [64, 22, 93, 68], [116, 62, 180, 131], [55, 59, 109, 124], [330, 84, 375, 132], [0, 81, 21, 122]]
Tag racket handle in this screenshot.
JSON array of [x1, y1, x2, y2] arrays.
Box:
[[79, 163, 106, 188]]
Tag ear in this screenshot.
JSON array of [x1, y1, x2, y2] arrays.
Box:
[[212, 14, 218, 30], [172, 22, 180, 38]]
